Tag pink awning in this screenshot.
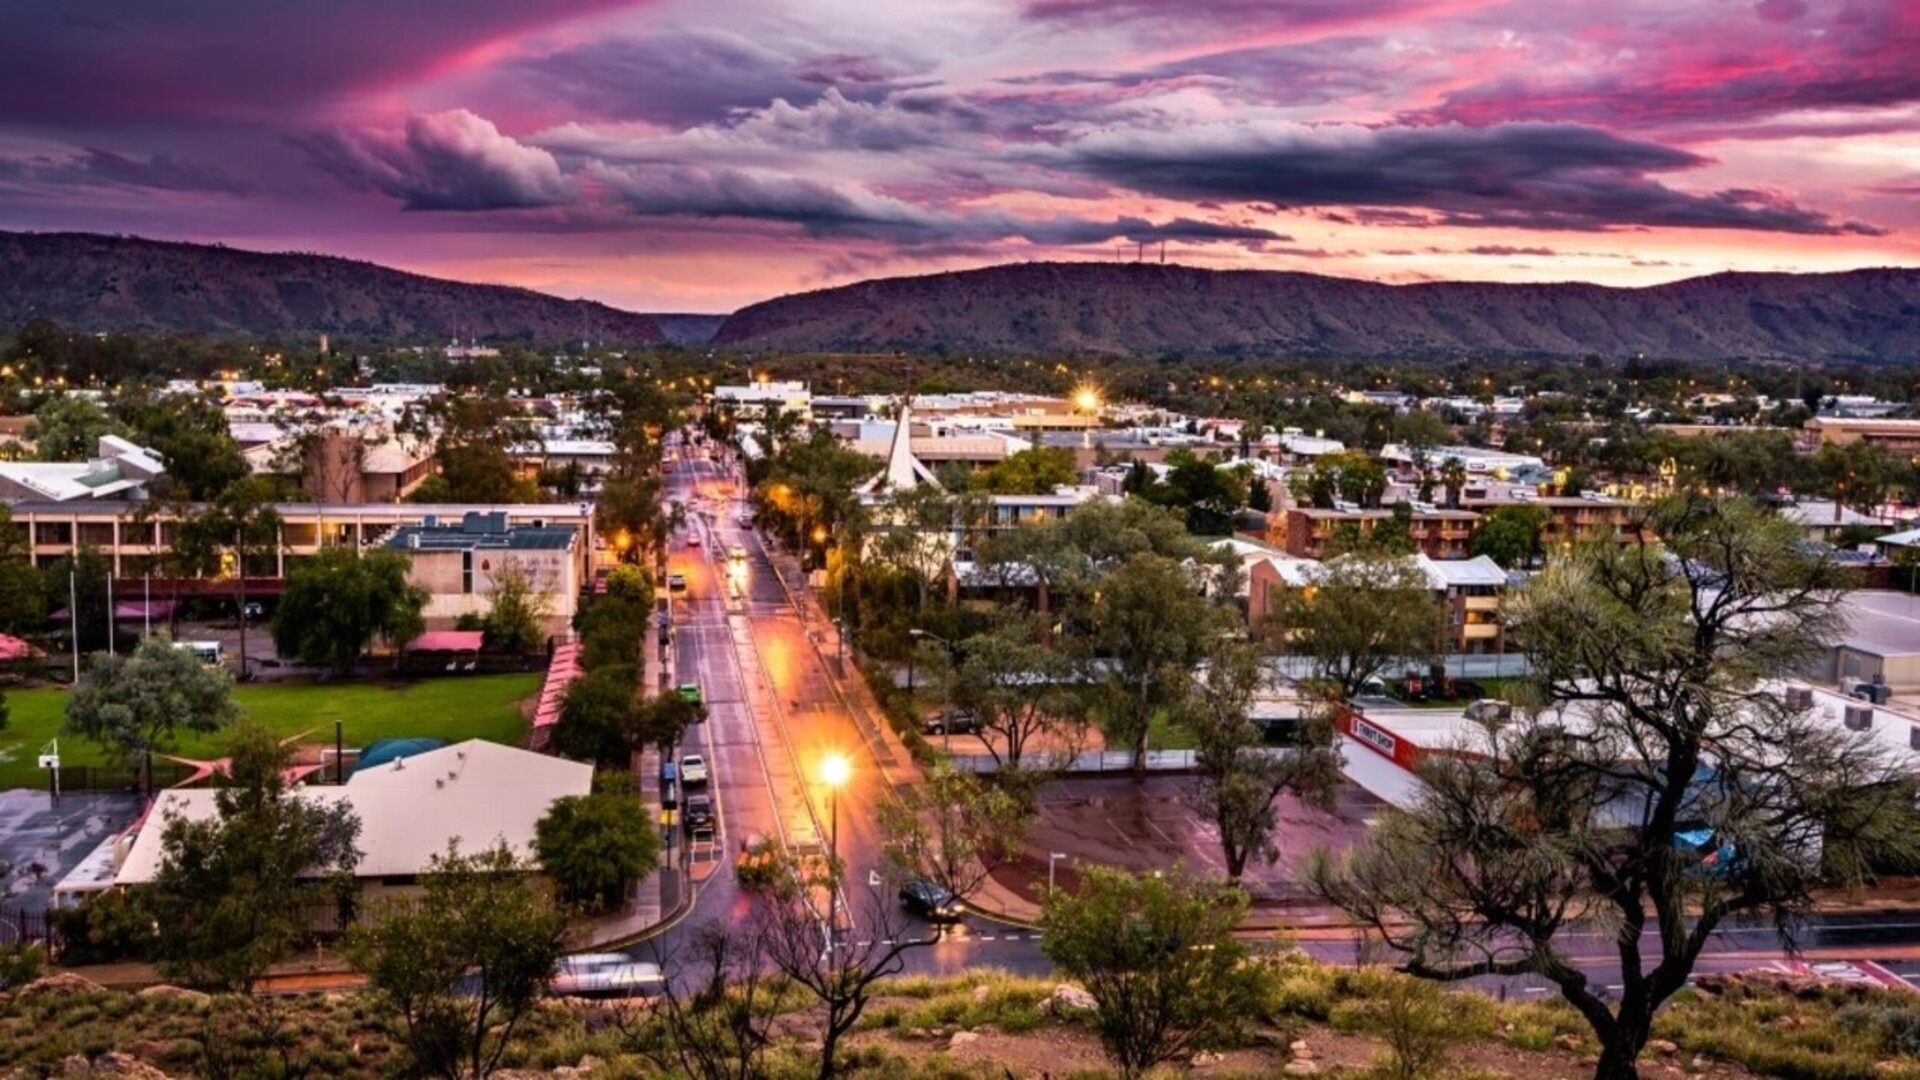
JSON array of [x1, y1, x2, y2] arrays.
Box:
[[532, 644, 584, 729], [115, 600, 177, 621], [407, 630, 485, 653]]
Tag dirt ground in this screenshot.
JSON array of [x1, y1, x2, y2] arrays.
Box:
[[990, 775, 1387, 908], [859, 1007, 1760, 1080]]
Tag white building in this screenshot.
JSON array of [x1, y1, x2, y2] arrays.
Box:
[[0, 435, 167, 503]]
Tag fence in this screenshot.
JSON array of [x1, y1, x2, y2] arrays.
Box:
[[0, 907, 59, 952], [44, 761, 197, 794], [947, 746, 1310, 775]]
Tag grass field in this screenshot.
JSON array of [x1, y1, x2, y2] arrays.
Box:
[[0, 674, 541, 790]]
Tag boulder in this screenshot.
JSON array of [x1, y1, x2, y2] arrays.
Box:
[[1046, 983, 1097, 1014], [970, 984, 991, 1003], [948, 1031, 981, 1051], [22, 973, 104, 998], [1648, 1039, 1679, 1055], [1282, 1061, 1319, 1076], [1191, 1050, 1224, 1067], [1290, 1039, 1312, 1059]]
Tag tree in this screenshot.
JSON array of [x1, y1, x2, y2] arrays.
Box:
[[65, 634, 238, 789], [1439, 456, 1469, 509], [147, 725, 361, 989], [1084, 551, 1234, 776], [1185, 641, 1341, 882], [345, 842, 569, 1080], [416, 394, 540, 504], [576, 594, 650, 670], [112, 387, 248, 500], [0, 506, 45, 634], [758, 885, 934, 1080], [272, 548, 427, 676], [632, 919, 795, 1080], [26, 394, 126, 461], [481, 558, 552, 654], [551, 664, 641, 768], [1039, 867, 1265, 1079], [534, 772, 659, 913], [633, 690, 705, 754], [1814, 440, 1906, 514], [949, 613, 1080, 769], [43, 544, 112, 654], [1289, 450, 1387, 510], [972, 446, 1079, 495], [1146, 449, 1247, 536], [1273, 555, 1444, 699], [1311, 496, 1920, 1080], [878, 764, 1032, 907], [1469, 503, 1552, 568]]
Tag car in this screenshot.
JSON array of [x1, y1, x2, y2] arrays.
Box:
[[899, 878, 963, 922], [668, 572, 688, 592], [922, 710, 980, 736], [241, 601, 265, 621], [677, 683, 703, 707], [728, 544, 748, 562], [686, 532, 703, 548], [736, 514, 754, 528], [680, 754, 708, 785], [550, 954, 665, 999], [683, 794, 715, 833]]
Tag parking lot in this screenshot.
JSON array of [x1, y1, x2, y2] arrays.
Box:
[[0, 789, 140, 914]]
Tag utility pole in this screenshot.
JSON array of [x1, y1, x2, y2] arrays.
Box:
[[234, 527, 248, 680], [68, 570, 79, 683]]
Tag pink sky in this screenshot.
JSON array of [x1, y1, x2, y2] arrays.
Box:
[[1, 0, 1915, 312]]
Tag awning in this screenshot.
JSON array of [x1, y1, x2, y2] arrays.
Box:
[[1876, 528, 1920, 549], [115, 600, 177, 621], [0, 634, 41, 661], [406, 630, 485, 653]]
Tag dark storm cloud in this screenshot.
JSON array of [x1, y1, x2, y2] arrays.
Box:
[[1060, 121, 1884, 234], [298, 111, 574, 212], [586, 162, 1287, 247], [513, 31, 918, 128], [0, 1, 640, 125]]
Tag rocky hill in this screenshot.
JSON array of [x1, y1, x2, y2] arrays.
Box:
[[714, 261, 1920, 360], [0, 231, 663, 343]]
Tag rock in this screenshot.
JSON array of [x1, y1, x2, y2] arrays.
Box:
[[1191, 1051, 1224, 1067], [1290, 1039, 1311, 1058], [948, 1031, 981, 1051], [1282, 1061, 1320, 1076], [575, 1056, 602, 1073], [1554, 1034, 1583, 1052], [23, 974, 104, 998], [970, 984, 991, 1003], [59, 1057, 91, 1077], [1649, 1039, 1679, 1055], [1690, 1055, 1710, 1071], [1047, 983, 1097, 1014], [93, 1054, 168, 1080], [137, 985, 209, 1007]]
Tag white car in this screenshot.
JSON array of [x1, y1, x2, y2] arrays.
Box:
[[550, 954, 664, 998], [680, 754, 709, 785]]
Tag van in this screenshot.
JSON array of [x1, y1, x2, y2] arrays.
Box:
[[176, 641, 223, 666]]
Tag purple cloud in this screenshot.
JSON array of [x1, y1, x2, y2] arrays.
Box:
[[299, 111, 574, 211]]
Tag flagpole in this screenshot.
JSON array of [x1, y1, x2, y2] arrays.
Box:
[[68, 570, 79, 682], [106, 573, 114, 657]]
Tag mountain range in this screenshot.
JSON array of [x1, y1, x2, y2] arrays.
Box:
[[5, 231, 1920, 360], [0, 231, 661, 343]]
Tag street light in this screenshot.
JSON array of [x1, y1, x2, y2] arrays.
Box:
[[1048, 852, 1068, 896], [909, 628, 957, 751], [821, 752, 851, 944]]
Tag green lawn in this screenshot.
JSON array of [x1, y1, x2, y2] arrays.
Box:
[[0, 674, 541, 790]]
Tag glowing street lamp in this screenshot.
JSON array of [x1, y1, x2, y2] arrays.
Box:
[[821, 753, 851, 896]]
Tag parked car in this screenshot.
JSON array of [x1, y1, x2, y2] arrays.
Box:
[[680, 754, 708, 785], [728, 544, 748, 562], [923, 709, 979, 736], [686, 532, 702, 548], [683, 794, 715, 834], [899, 878, 963, 922], [668, 572, 688, 592], [677, 683, 704, 707], [550, 954, 665, 998]]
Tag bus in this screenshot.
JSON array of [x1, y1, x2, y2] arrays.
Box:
[[176, 641, 224, 666]]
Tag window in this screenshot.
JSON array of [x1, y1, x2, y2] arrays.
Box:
[[461, 550, 474, 593]]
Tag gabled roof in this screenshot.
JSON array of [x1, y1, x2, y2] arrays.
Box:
[[114, 739, 592, 884]]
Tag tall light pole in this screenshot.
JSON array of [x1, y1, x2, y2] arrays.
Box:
[[1048, 851, 1067, 896], [909, 628, 957, 753], [821, 753, 851, 947]]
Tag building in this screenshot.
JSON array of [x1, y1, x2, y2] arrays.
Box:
[[9, 500, 597, 589], [1333, 681, 1920, 809], [1274, 506, 1479, 559], [1779, 499, 1891, 543], [244, 421, 437, 504], [713, 380, 812, 419], [1379, 443, 1546, 476], [1241, 546, 1509, 653], [1802, 417, 1920, 455], [112, 739, 591, 895], [0, 435, 166, 503], [385, 512, 581, 636], [1823, 590, 1920, 692], [1454, 491, 1645, 547]]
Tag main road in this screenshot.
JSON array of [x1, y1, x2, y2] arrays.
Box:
[[632, 444, 1920, 997]]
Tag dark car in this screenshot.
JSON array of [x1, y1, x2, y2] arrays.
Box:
[[898, 878, 963, 922], [683, 794, 715, 834], [922, 710, 979, 736]]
